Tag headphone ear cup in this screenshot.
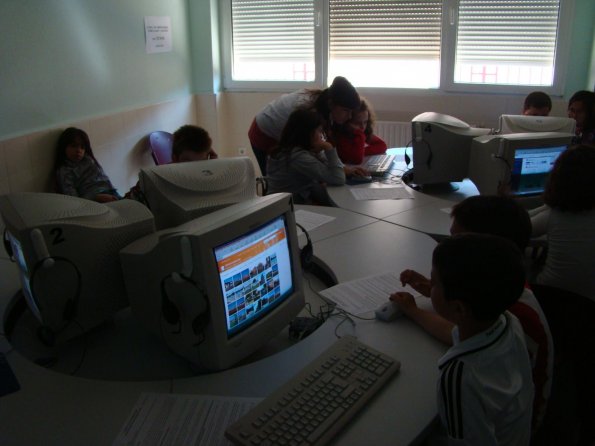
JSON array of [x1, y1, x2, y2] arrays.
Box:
[[161, 278, 181, 325], [191, 292, 209, 335], [192, 311, 209, 335], [161, 296, 180, 325]]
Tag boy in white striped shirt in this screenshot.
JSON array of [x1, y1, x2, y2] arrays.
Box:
[[423, 234, 533, 445]]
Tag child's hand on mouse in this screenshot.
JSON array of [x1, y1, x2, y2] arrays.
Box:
[[345, 165, 369, 177], [390, 292, 418, 316], [400, 269, 431, 297]]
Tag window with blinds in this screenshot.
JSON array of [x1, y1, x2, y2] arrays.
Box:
[[230, 0, 316, 81], [453, 0, 561, 86], [222, 0, 569, 92], [328, 1, 443, 88]]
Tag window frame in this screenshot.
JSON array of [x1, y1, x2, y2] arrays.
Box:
[[219, 0, 574, 95]]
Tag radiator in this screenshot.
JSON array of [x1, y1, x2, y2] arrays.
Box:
[[375, 121, 412, 148]]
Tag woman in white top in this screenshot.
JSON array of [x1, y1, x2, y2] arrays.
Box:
[[530, 144, 595, 301], [529, 144, 595, 445], [248, 76, 361, 176]]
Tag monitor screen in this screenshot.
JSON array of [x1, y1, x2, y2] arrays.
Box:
[[215, 214, 294, 338], [510, 145, 566, 196], [5, 230, 38, 320]]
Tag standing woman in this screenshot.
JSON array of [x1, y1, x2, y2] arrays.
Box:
[[248, 76, 360, 175]]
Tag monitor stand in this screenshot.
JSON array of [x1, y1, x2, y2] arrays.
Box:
[[401, 170, 460, 194], [418, 182, 460, 193]]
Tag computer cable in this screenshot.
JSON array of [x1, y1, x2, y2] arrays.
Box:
[[68, 320, 88, 376], [493, 154, 513, 191], [404, 139, 413, 167], [295, 222, 313, 270], [2, 228, 13, 260]]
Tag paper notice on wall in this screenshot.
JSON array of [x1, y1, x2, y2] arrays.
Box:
[[145, 16, 172, 53]]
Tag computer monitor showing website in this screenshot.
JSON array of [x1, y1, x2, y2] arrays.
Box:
[[468, 132, 573, 196], [120, 193, 305, 371]]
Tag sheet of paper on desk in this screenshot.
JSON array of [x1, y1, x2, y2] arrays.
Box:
[[350, 186, 412, 201], [112, 393, 260, 446], [294, 209, 336, 232], [320, 271, 418, 315]]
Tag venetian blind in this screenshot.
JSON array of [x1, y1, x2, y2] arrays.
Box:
[[455, 0, 561, 64], [230, 0, 315, 62], [329, 0, 443, 59]]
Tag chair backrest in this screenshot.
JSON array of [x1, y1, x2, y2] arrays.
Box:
[[148, 131, 173, 165]]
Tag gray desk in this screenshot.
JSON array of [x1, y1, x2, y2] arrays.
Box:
[[382, 198, 456, 237], [0, 209, 444, 446]]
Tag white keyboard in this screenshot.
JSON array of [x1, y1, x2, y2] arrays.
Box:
[[364, 154, 396, 176], [225, 335, 401, 446]]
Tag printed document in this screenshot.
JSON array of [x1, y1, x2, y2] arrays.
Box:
[[320, 271, 419, 315], [113, 393, 259, 446]]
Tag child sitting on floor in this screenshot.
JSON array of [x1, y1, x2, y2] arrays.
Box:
[[54, 127, 121, 203]]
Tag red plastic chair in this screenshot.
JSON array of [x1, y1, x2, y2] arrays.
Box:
[[148, 131, 173, 165]]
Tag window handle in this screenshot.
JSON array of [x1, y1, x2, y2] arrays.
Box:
[[449, 7, 457, 26]]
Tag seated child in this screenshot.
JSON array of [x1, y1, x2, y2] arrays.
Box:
[[393, 195, 552, 435], [266, 109, 345, 206], [171, 124, 218, 162], [335, 98, 388, 165], [522, 91, 552, 117], [126, 124, 218, 202], [403, 233, 533, 445], [567, 90, 595, 145], [54, 127, 121, 203]]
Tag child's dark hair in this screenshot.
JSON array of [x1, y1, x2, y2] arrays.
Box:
[[544, 144, 595, 212], [54, 127, 95, 169], [309, 76, 360, 119], [523, 91, 552, 112], [450, 195, 532, 250], [271, 109, 324, 157], [358, 97, 377, 142], [172, 125, 212, 158], [569, 90, 595, 132], [432, 233, 526, 321]]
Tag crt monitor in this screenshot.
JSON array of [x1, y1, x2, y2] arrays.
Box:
[[410, 112, 491, 186], [468, 132, 573, 196], [498, 114, 576, 135], [120, 192, 305, 371], [0, 193, 155, 343], [139, 156, 257, 230]]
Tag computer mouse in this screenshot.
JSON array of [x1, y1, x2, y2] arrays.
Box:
[[375, 301, 402, 322]]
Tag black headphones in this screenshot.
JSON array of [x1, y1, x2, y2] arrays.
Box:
[[160, 272, 209, 338], [29, 255, 82, 345], [295, 223, 313, 270]]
